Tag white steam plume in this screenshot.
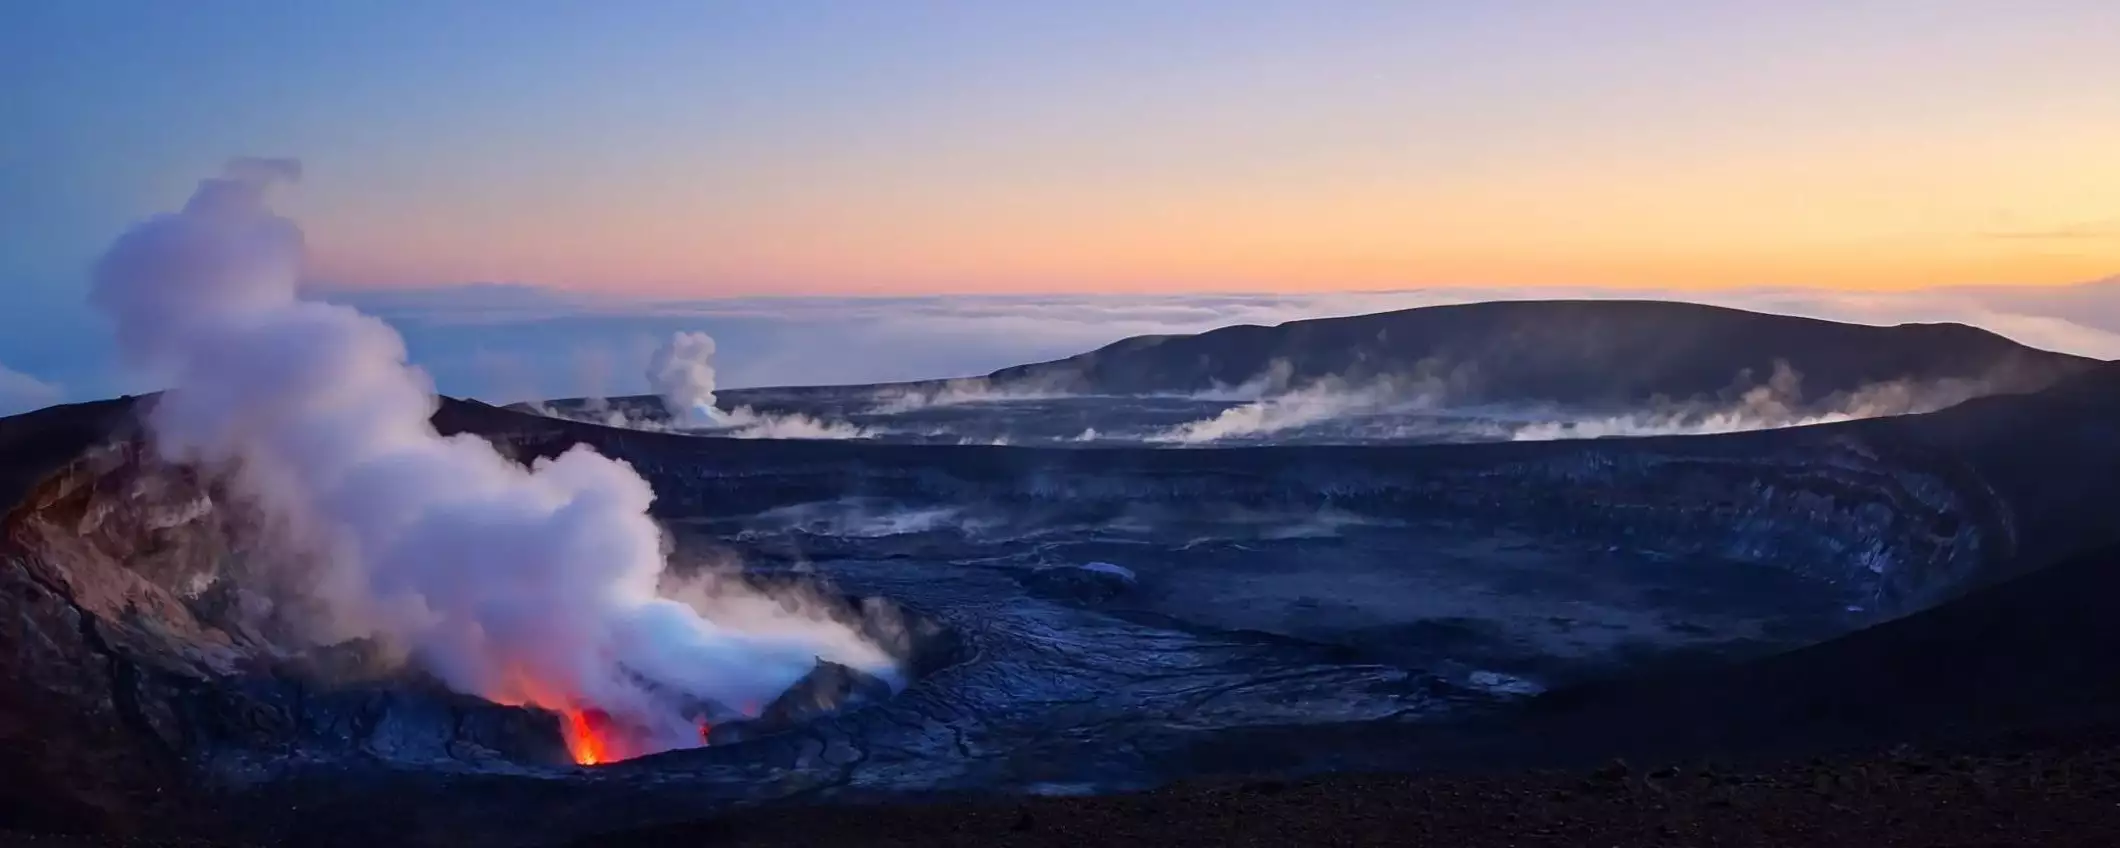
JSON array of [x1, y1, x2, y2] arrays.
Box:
[[865, 377, 1072, 414], [1140, 358, 1987, 445], [645, 331, 873, 439], [1509, 361, 1987, 441], [1147, 370, 1449, 444], [92, 162, 893, 761], [714, 405, 872, 440], [647, 330, 721, 427]]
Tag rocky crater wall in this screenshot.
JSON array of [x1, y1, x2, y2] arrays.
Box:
[[8, 380, 2119, 835]]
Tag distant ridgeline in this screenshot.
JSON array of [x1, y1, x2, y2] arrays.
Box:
[[978, 300, 2098, 404]]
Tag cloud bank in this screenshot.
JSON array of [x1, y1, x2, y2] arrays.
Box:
[[0, 363, 62, 417], [312, 279, 2120, 404]]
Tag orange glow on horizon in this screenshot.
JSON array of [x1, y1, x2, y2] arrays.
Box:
[[305, 243, 2120, 298], [295, 109, 2120, 297]]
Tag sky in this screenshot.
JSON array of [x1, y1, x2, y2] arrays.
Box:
[[4, 1, 2120, 409]]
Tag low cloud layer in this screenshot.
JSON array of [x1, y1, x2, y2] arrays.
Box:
[[301, 279, 2120, 404], [10, 278, 2117, 412], [0, 362, 63, 416]]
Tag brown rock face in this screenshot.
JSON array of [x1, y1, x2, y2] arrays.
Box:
[[0, 397, 593, 837], [0, 401, 204, 834], [1, 399, 307, 836]]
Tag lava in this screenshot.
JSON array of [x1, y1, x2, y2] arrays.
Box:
[[563, 708, 612, 766], [559, 708, 719, 766]]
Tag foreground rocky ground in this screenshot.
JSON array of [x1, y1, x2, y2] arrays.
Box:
[[599, 736, 2120, 848], [6, 730, 2119, 847], [18, 535, 2105, 847]]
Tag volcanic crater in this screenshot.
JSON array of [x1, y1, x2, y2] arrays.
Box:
[[0, 399, 964, 790], [11, 353, 2120, 846]]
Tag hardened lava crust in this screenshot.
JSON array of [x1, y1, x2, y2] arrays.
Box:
[[4, 363, 2120, 846]]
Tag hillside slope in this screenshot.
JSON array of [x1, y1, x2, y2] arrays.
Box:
[[982, 299, 2098, 402], [1440, 534, 2120, 769]]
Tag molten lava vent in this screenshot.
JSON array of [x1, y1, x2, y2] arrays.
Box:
[[81, 160, 947, 772], [538, 649, 913, 766], [562, 708, 616, 766]]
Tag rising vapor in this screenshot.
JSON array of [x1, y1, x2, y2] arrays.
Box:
[[646, 331, 721, 427], [646, 330, 873, 439], [92, 161, 894, 762], [1145, 365, 1451, 444], [1508, 362, 1988, 441]]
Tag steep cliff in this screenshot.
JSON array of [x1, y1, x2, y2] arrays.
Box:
[[0, 399, 561, 836]]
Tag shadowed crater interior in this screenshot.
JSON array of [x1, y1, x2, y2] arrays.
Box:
[[192, 576, 965, 773]]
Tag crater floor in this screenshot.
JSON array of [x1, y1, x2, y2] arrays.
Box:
[[643, 502, 1862, 786], [24, 379, 2120, 847], [204, 506, 1869, 847]]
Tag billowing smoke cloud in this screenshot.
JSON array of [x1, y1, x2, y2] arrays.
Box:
[[644, 331, 872, 439], [646, 331, 721, 427], [92, 162, 893, 761]]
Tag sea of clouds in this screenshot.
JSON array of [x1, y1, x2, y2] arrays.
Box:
[[5, 276, 2119, 414]]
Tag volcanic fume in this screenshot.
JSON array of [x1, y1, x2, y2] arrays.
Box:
[[89, 160, 896, 764], [647, 331, 723, 427]]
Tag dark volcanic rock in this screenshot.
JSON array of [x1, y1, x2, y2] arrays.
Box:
[[760, 659, 893, 725], [449, 365, 2120, 616], [189, 675, 571, 770], [1515, 538, 2120, 761], [1192, 536, 2120, 777], [1020, 562, 1137, 604], [0, 400, 585, 835], [708, 659, 892, 744], [2, 360, 2119, 845], [580, 734, 2120, 848]]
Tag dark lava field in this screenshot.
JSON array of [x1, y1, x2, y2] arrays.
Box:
[[6, 303, 2120, 847]]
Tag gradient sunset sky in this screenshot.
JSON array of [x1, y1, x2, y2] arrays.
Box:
[[5, 0, 2119, 302]]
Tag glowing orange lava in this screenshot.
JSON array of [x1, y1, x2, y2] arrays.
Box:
[[562, 708, 611, 766]]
